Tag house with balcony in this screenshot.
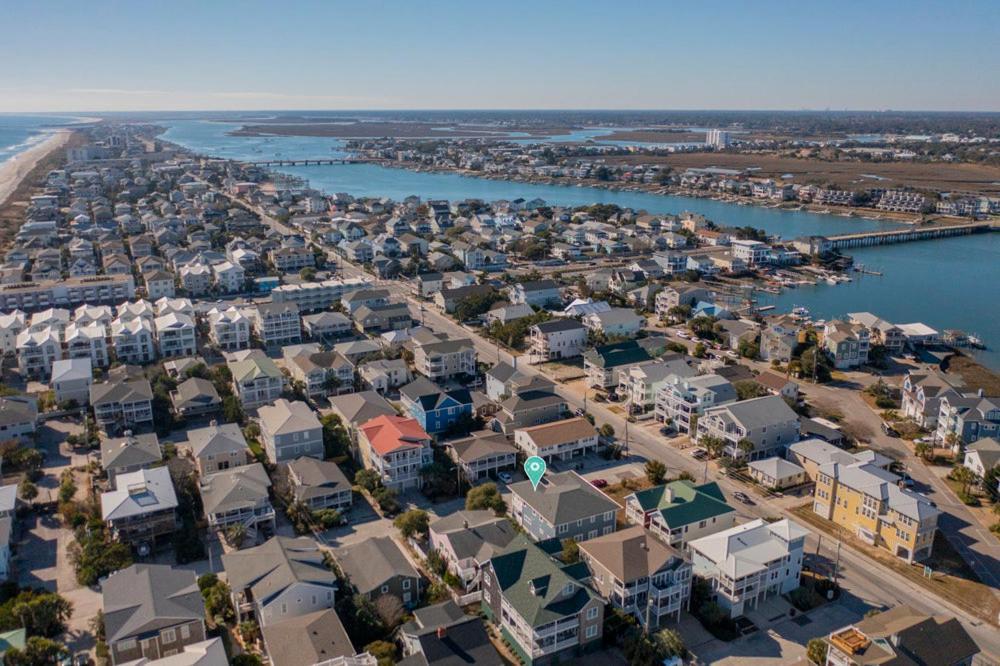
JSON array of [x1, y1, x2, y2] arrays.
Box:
[[513, 417, 599, 463], [258, 399, 324, 464], [208, 307, 251, 351], [822, 320, 870, 369], [358, 358, 411, 394], [0, 396, 37, 443], [429, 510, 518, 592], [337, 536, 423, 607], [143, 270, 176, 301], [200, 463, 275, 544], [103, 564, 207, 666], [847, 312, 906, 353], [653, 373, 737, 433], [581, 308, 644, 338], [583, 340, 652, 389], [64, 322, 110, 367], [187, 422, 250, 476], [508, 280, 562, 308], [287, 457, 352, 512], [302, 311, 353, 341], [901, 370, 957, 429], [101, 467, 178, 549], [400, 377, 473, 435], [270, 246, 315, 273], [528, 319, 587, 362], [100, 432, 162, 485], [813, 461, 939, 563], [689, 518, 808, 618], [494, 390, 568, 435], [413, 338, 477, 381], [482, 535, 604, 665], [787, 438, 892, 481], [154, 312, 197, 359], [341, 288, 390, 315], [618, 357, 697, 410], [287, 349, 355, 399], [227, 350, 285, 409], [484, 362, 554, 402], [91, 378, 155, 432], [446, 431, 518, 483], [223, 536, 337, 627], [211, 260, 245, 293], [170, 377, 221, 418], [579, 526, 692, 629], [963, 437, 1000, 481], [935, 391, 1000, 446], [508, 471, 619, 543], [357, 415, 433, 492], [695, 395, 800, 461], [398, 600, 504, 665], [253, 302, 301, 347], [111, 317, 157, 364], [624, 480, 736, 550], [16, 328, 62, 378], [352, 302, 411, 334]]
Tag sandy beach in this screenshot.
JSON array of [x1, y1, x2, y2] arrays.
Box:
[[0, 129, 72, 208]]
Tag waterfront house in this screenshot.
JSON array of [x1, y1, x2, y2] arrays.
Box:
[[200, 463, 275, 542], [103, 564, 206, 666], [848, 312, 906, 352], [399, 377, 473, 435], [258, 399, 323, 464], [187, 422, 250, 476], [101, 467, 178, 549], [337, 536, 423, 607], [695, 395, 800, 460], [813, 461, 938, 563], [822, 320, 870, 369], [688, 518, 808, 618], [578, 526, 692, 629], [223, 536, 336, 627], [760, 316, 800, 363], [962, 437, 1000, 481], [286, 457, 352, 512], [481, 534, 605, 664], [508, 470, 619, 542], [357, 414, 433, 491], [935, 391, 1000, 445], [513, 417, 599, 463], [624, 480, 736, 549]]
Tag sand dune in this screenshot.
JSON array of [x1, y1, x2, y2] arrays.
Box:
[[0, 130, 71, 208]]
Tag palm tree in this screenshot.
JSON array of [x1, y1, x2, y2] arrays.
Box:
[[951, 465, 976, 495], [737, 438, 755, 459], [914, 440, 932, 461]]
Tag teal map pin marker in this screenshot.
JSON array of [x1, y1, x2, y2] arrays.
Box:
[[524, 456, 547, 490]]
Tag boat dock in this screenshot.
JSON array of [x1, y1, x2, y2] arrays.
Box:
[[826, 221, 993, 250]]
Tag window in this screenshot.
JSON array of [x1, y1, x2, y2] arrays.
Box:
[[558, 523, 568, 535], [281, 603, 287, 614], [381, 585, 389, 594], [403, 579, 411, 590], [118, 639, 137, 651], [586, 625, 598, 638], [179, 625, 190, 640], [586, 606, 599, 620], [161, 629, 176, 644]]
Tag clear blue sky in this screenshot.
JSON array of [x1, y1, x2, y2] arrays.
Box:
[[2, 0, 998, 112]]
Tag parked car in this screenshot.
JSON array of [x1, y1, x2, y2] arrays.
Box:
[[574, 407, 586, 416], [498, 471, 513, 484], [733, 491, 755, 505], [590, 478, 609, 489], [690, 447, 708, 459], [881, 422, 899, 437]]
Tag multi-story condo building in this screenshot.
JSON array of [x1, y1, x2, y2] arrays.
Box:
[[813, 461, 939, 563], [508, 471, 619, 543], [227, 350, 285, 409], [64, 322, 110, 367], [579, 526, 692, 629], [357, 415, 433, 492], [654, 373, 737, 433], [412, 338, 476, 381], [624, 480, 737, 550], [253, 302, 301, 346], [528, 319, 587, 362], [211, 260, 245, 293], [877, 190, 926, 213], [0, 274, 135, 312], [207, 306, 251, 351], [618, 358, 697, 410], [482, 535, 605, 665], [258, 399, 323, 464], [270, 277, 367, 312], [103, 564, 207, 666], [16, 327, 63, 378], [111, 317, 157, 364], [688, 518, 808, 618], [513, 417, 600, 463], [695, 395, 800, 460], [153, 313, 197, 359]]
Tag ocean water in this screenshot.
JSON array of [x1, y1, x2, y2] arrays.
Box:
[[158, 118, 999, 369], [0, 114, 80, 165]]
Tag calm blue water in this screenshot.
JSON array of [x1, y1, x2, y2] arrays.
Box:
[[160, 120, 898, 240], [159, 119, 999, 369], [0, 114, 82, 165]]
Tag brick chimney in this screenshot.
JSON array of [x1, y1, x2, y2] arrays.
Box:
[[437, 626, 446, 639]]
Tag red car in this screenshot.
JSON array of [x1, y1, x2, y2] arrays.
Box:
[[590, 478, 609, 489]]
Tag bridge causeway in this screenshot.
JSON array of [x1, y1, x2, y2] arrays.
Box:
[[826, 222, 994, 249]]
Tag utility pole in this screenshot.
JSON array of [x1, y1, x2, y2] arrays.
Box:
[[833, 540, 842, 583]]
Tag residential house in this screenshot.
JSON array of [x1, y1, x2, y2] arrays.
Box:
[[228, 350, 285, 409], [101, 432, 162, 485], [64, 322, 110, 367], [337, 536, 423, 607], [813, 461, 939, 563], [822, 320, 871, 369], [484, 362, 554, 402], [357, 415, 433, 492], [358, 358, 411, 394], [787, 438, 892, 481], [302, 311, 353, 339], [91, 378, 155, 432], [429, 512, 518, 592], [962, 437, 1000, 481], [101, 467, 178, 548], [207, 307, 251, 351], [170, 378, 221, 418], [400, 377, 473, 435], [111, 317, 157, 365], [528, 319, 587, 362], [253, 302, 301, 346], [747, 457, 808, 489], [352, 302, 411, 334], [16, 328, 62, 378], [413, 338, 477, 381], [154, 313, 197, 359], [509, 280, 561, 308], [579, 526, 692, 628], [341, 288, 390, 315], [200, 463, 276, 542], [618, 358, 697, 410], [508, 471, 619, 542], [482, 535, 604, 664], [901, 370, 956, 429], [494, 390, 567, 435], [848, 312, 906, 352], [760, 316, 800, 363], [287, 350, 355, 399], [258, 399, 324, 464], [688, 518, 808, 617], [287, 457, 352, 511], [624, 480, 737, 550], [102, 564, 206, 665], [935, 391, 1000, 445], [583, 340, 652, 389], [0, 397, 37, 443], [513, 417, 599, 463], [696, 395, 800, 460], [753, 371, 799, 400], [653, 374, 737, 433], [582, 308, 644, 338], [398, 601, 504, 665], [51, 357, 93, 404], [143, 270, 176, 301], [261, 609, 372, 666]]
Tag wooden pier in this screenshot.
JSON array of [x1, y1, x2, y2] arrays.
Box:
[[826, 222, 993, 250]]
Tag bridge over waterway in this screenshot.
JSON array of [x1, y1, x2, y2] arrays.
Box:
[[248, 158, 366, 167], [826, 221, 994, 250]]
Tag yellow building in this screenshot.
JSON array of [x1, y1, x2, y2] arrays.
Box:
[[813, 462, 938, 563]]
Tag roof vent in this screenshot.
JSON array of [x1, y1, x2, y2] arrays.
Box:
[[436, 627, 446, 639]]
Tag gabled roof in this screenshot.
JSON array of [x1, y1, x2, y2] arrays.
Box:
[[359, 414, 430, 456], [508, 471, 619, 525], [578, 525, 687, 583], [583, 340, 651, 369], [200, 463, 271, 516], [326, 390, 396, 427], [628, 479, 735, 527], [102, 564, 203, 643], [287, 457, 351, 501], [260, 609, 356, 666], [337, 535, 419, 595], [172, 377, 221, 410], [101, 433, 162, 471], [401, 377, 472, 412], [91, 378, 154, 406], [259, 399, 321, 436], [223, 537, 336, 605], [187, 422, 247, 459], [447, 431, 517, 464], [101, 467, 178, 521], [688, 518, 809, 580]]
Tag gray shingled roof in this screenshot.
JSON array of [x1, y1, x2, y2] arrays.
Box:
[[337, 536, 419, 595], [100, 433, 162, 471], [508, 471, 619, 525], [222, 536, 336, 606], [102, 564, 203, 643]]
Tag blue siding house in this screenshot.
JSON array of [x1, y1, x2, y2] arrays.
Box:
[[400, 377, 473, 435]]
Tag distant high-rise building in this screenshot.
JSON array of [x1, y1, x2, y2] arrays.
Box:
[[706, 129, 731, 148]]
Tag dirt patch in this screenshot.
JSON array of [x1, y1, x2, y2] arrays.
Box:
[[791, 504, 1000, 625], [942, 353, 1000, 397]]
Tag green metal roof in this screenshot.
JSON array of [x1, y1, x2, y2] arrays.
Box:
[[631, 480, 734, 527]]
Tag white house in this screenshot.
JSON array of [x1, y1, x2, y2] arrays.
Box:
[[208, 307, 251, 351], [154, 313, 197, 359], [51, 357, 93, 404]]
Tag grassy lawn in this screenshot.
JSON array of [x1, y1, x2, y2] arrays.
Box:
[[791, 504, 1000, 625]]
